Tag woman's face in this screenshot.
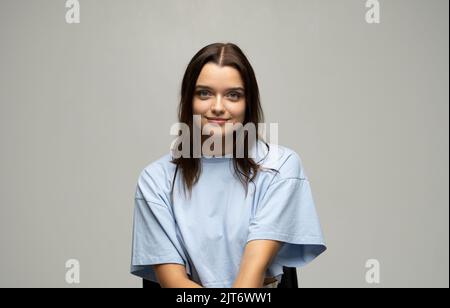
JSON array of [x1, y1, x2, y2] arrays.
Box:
[[192, 62, 246, 141]]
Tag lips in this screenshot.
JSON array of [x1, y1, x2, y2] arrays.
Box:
[[206, 117, 230, 124]]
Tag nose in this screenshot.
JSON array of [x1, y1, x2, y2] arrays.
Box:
[[211, 94, 225, 115]]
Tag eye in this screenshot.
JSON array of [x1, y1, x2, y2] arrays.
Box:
[[227, 92, 242, 101], [196, 90, 211, 99]]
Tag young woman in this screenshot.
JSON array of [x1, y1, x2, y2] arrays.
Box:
[[130, 43, 326, 288]]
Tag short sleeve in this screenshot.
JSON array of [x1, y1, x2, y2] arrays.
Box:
[[248, 153, 327, 268], [130, 170, 187, 282]]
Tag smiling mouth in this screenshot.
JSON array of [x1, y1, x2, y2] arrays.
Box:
[[206, 117, 231, 124]]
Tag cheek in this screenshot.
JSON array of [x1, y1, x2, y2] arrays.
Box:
[[229, 101, 246, 121], [192, 99, 209, 115]]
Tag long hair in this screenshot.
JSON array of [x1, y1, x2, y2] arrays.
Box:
[[171, 42, 272, 200]]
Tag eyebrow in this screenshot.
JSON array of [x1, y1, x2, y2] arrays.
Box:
[[195, 85, 245, 92]]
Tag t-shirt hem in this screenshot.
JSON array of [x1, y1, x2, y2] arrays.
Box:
[[132, 255, 185, 267], [247, 231, 326, 246], [201, 279, 235, 288]]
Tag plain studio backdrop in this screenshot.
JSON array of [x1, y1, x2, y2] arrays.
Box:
[[0, 0, 448, 288]]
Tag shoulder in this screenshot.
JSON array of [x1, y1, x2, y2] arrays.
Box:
[[255, 140, 309, 182], [135, 152, 177, 203], [139, 153, 176, 180]]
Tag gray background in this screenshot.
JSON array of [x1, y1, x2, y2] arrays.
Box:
[[0, 0, 448, 288]]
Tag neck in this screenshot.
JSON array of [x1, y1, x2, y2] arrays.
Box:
[[201, 135, 234, 157]]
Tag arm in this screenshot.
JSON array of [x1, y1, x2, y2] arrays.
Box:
[[153, 263, 203, 288], [232, 239, 282, 288]]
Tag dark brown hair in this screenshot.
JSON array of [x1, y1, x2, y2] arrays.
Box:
[[171, 42, 272, 200]]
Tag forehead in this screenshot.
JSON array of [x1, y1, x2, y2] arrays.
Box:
[[196, 63, 244, 89]]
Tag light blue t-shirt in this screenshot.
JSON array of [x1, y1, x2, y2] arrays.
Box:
[[130, 140, 326, 288]]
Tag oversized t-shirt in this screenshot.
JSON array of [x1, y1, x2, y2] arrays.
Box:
[[130, 140, 327, 288]]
